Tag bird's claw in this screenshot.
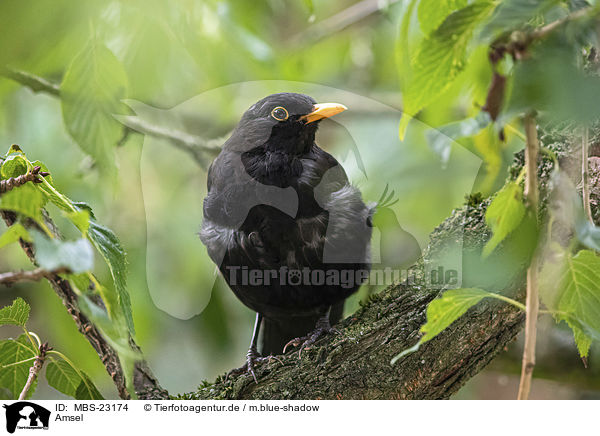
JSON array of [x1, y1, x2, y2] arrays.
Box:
[[283, 325, 339, 357], [225, 349, 283, 384]]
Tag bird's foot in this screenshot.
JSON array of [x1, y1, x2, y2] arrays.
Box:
[[226, 348, 283, 384], [283, 324, 339, 357]]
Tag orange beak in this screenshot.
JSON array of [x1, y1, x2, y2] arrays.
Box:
[[301, 103, 348, 124]]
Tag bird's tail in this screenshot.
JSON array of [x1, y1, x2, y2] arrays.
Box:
[[260, 302, 344, 356]]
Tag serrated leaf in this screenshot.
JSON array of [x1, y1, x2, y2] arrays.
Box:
[[0, 298, 30, 327], [399, 1, 494, 138], [45, 358, 103, 400], [72, 202, 96, 220], [482, 181, 526, 258], [33, 231, 94, 274], [0, 336, 37, 399], [392, 288, 522, 363], [555, 250, 600, 335], [419, 288, 491, 342], [0, 184, 46, 224], [88, 221, 134, 333], [78, 295, 138, 360], [418, 0, 468, 35], [0, 223, 31, 249], [541, 248, 600, 358], [61, 39, 128, 173], [566, 318, 592, 359]]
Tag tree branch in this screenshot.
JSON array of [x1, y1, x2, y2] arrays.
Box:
[[184, 275, 525, 400], [517, 114, 540, 400], [19, 342, 51, 400], [289, 0, 401, 47], [0, 211, 169, 400], [0, 267, 68, 285], [582, 127, 593, 222]]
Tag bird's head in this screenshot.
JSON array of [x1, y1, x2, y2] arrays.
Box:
[[228, 92, 347, 155]]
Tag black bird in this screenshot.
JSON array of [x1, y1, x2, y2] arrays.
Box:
[[200, 93, 373, 379]]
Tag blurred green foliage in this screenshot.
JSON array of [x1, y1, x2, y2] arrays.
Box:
[[1, 0, 600, 400]]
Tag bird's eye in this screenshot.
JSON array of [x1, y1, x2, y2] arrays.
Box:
[[271, 106, 289, 121]]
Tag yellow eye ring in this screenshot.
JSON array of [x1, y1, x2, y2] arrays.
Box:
[[271, 106, 289, 121]]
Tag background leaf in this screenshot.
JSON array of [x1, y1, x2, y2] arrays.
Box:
[[0, 223, 31, 249], [418, 0, 469, 35], [33, 231, 94, 274], [0, 298, 31, 327], [60, 39, 128, 173], [399, 1, 494, 138]]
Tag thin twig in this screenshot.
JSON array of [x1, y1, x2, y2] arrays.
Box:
[[0, 67, 220, 168], [0, 166, 50, 195], [491, 7, 595, 60], [289, 0, 401, 47], [531, 7, 592, 41], [118, 115, 221, 168], [517, 114, 540, 400], [0, 66, 60, 96], [19, 342, 52, 400], [582, 126, 593, 222], [0, 267, 68, 286]]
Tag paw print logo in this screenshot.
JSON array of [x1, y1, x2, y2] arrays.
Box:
[[287, 269, 302, 286]]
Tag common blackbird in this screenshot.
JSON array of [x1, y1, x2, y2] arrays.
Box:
[[200, 93, 373, 380]]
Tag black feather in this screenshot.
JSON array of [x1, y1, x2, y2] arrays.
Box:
[[200, 93, 372, 355]]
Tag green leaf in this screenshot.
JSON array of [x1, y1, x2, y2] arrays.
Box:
[[0, 184, 46, 224], [45, 357, 103, 400], [88, 221, 134, 333], [0, 154, 28, 179], [0, 298, 31, 327], [399, 1, 494, 138], [418, 0, 468, 35], [482, 181, 526, 258], [0, 336, 37, 399], [33, 231, 94, 274], [391, 288, 524, 364], [0, 223, 31, 249], [61, 39, 128, 173], [480, 0, 563, 41], [566, 318, 592, 359], [65, 209, 90, 234], [419, 288, 491, 342], [425, 111, 491, 166], [554, 250, 600, 335]]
